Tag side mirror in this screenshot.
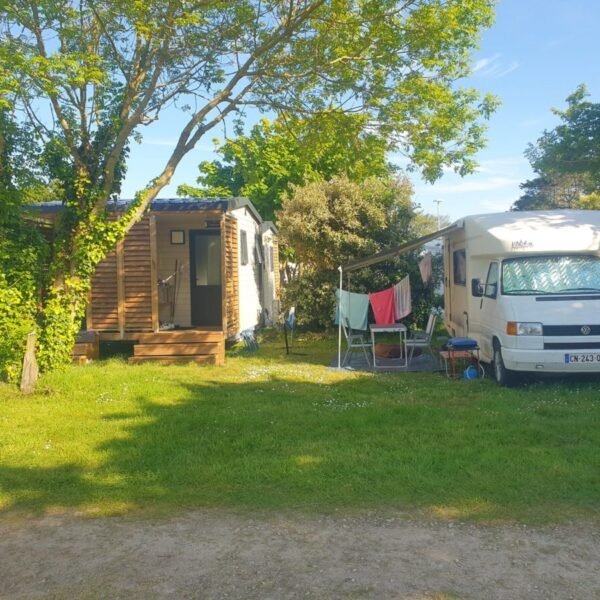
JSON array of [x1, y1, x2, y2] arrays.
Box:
[[471, 278, 483, 297]]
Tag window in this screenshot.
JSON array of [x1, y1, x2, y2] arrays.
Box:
[[502, 255, 600, 295], [170, 230, 185, 245], [193, 234, 221, 286], [484, 262, 499, 299], [269, 246, 274, 272], [453, 249, 466, 285], [255, 234, 264, 264], [240, 230, 248, 265]]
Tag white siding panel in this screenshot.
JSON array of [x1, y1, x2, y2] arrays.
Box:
[[261, 230, 279, 324], [231, 207, 262, 331]]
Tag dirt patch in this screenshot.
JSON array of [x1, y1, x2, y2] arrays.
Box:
[[0, 510, 598, 599]]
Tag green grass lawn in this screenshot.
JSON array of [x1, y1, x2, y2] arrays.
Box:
[[0, 332, 599, 523]]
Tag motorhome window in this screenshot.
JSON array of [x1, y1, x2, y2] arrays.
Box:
[[502, 255, 600, 295], [484, 262, 499, 299], [453, 249, 466, 285], [240, 230, 249, 265]]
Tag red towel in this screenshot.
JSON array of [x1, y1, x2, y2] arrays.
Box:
[[369, 287, 396, 325]]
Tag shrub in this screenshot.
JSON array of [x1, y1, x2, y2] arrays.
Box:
[[0, 280, 37, 382], [0, 216, 48, 382]]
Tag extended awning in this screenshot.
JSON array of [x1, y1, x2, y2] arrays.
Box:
[[334, 221, 461, 369], [343, 223, 460, 272]]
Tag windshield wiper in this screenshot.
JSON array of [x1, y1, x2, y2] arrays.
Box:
[[503, 288, 550, 295], [557, 287, 600, 293]]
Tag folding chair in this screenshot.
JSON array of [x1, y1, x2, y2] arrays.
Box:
[[406, 310, 438, 363], [341, 320, 372, 367]]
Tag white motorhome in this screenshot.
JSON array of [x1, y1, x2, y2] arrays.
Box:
[[443, 210, 600, 385]]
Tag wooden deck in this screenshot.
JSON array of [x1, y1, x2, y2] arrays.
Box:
[[127, 328, 225, 365], [72, 328, 225, 366]]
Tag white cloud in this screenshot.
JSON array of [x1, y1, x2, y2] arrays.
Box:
[[476, 156, 528, 174], [494, 61, 520, 78], [472, 53, 520, 79], [473, 53, 502, 73], [426, 176, 522, 195]]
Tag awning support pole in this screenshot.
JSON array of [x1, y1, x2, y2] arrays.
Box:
[[337, 265, 343, 369]]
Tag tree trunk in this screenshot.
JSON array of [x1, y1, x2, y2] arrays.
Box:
[[37, 274, 91, 371]]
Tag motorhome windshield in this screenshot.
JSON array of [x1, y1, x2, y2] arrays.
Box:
[[502, 255, 600, 295]]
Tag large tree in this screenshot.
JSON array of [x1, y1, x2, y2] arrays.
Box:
[[513, 85, 600, 211], [178, 112, 394, 221], [278, 175, 439, 329], [1, 0, 497, 369]]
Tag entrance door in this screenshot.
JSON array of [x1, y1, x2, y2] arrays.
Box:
[[190, 230, 222, 327]]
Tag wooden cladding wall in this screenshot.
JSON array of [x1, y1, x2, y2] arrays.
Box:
[[89, 216, 154, 332], [123, 217, 153, 330], [224, 215, 240, 339], [90, 249, 119, 330]]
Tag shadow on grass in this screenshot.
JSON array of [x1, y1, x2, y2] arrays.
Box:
[[2, 368, 599, 523]]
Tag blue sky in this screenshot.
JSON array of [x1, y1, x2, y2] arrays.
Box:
[[121, 0, 600, 223]]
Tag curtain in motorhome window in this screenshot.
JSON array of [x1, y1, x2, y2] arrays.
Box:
[[453, 249, 466, 285], [503, 255, 600, 294]]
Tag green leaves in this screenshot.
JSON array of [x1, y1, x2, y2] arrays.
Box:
[[179, 112, 392, 221], [278, 175, 414, 271], [515, 85, 600, 210]]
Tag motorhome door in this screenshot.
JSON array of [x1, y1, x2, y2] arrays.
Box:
[[478, 261, 500, 360]]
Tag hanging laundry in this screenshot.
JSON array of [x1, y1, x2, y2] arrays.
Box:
[[369, 287, 396, 325], [419, 252, 432, 286], [335, 289, 370, 331], [394, 276, 412, 320]]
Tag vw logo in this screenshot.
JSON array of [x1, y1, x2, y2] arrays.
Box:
[[581, 325, 592, 336]]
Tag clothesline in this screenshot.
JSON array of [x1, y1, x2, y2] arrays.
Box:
[[336, 240, 437, 368], [335, 276, 412, 330]]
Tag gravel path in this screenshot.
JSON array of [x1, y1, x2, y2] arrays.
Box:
[[1, 510, 598, 599]]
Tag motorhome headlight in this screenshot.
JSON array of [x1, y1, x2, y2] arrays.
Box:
[[506, 321, 543, 336]]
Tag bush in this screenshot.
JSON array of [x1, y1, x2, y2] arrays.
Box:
[[283, 251, 444, 332], [0, 216, 47, 382], [278, 175, 444, 332], [0, 280, 37, 382]]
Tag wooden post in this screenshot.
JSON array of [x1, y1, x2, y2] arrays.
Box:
[[149, 215, 160, 332], [20, 332, 39, 394], [221, 214, 228, 336]]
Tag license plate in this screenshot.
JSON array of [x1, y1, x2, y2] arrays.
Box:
[[564, 353, 600, 364]]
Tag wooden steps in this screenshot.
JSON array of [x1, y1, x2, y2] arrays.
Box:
[[128, 329, 225, 365], [72, 331, 100, 364], [129, 355, 218, 365]]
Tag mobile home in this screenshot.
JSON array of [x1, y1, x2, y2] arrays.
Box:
[[444, 210, 600, 384], [30, 197, 280, 365]]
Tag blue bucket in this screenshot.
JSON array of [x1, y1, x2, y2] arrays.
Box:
[[463, 365, 479, 380]]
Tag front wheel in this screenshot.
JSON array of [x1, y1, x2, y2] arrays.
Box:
[[493, 343, 518, 387]]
